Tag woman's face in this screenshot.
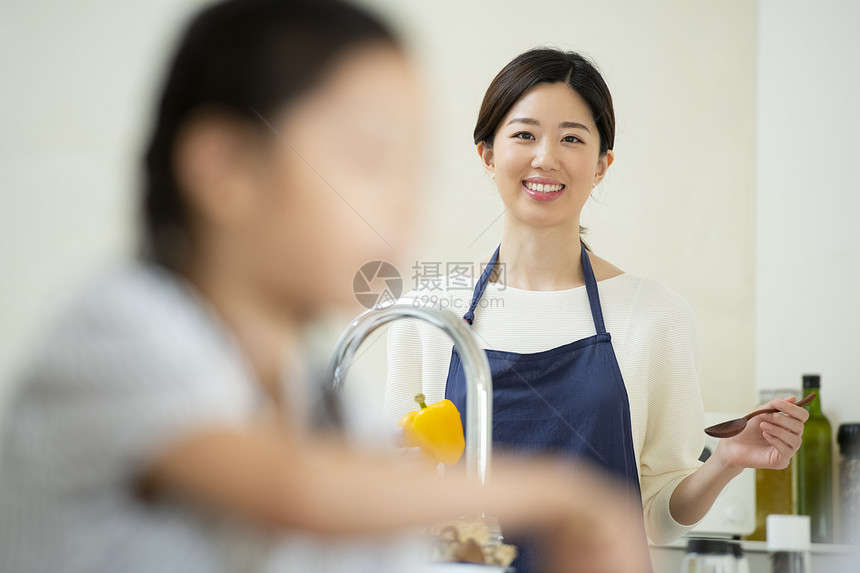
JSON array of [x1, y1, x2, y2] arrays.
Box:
[[245, 45, 423, 314], [480, 82, 613, 230]]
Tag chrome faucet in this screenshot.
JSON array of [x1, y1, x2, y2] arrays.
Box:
[[323, 303, 493, 485]]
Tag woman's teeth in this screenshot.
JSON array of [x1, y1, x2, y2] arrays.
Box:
[[523, 181, 564, 193]]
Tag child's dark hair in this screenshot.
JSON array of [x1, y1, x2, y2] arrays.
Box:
[[142, 0, 399, 269]]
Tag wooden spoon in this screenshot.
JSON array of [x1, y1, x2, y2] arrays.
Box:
[[704, 393, 816, 438]]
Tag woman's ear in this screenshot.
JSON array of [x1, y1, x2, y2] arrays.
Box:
[[477, 141, 495, 178], [594, 149, 615, 184], [173, 112, 262, 231]]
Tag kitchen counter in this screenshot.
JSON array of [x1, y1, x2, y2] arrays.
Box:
[[650, 538, 858, 572]]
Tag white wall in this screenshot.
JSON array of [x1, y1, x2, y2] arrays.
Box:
[[2, 0, 762, 417], [756, 0, 860, 429]]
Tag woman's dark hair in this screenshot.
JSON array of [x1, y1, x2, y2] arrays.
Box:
[[142, 0, 399, 269], [473, 48, 614, 154]]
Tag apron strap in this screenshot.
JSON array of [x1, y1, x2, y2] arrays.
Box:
[[580, 245, 608, 335], [463, 243, 607, 336], [462, 245, 500, 325]]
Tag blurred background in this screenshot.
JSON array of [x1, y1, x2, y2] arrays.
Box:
[[1, 0, 858, 436]]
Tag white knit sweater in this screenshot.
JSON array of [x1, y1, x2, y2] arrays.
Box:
[[383, 272, 706, 544]]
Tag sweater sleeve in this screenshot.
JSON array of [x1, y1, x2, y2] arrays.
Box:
[[638, 290, 707, 544]]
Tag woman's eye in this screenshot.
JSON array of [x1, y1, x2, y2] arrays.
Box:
[[562, 135, 581, 143], [513, 131, 534, 140]]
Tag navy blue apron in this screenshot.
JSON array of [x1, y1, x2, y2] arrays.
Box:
[[445, 244, 646, 572]]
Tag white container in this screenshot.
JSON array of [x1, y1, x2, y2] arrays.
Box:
[[766, 515, 811, 573]]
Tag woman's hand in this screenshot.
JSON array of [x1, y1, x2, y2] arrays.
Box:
[[715, 396, 810, 470], [670, 396, 810, 526]]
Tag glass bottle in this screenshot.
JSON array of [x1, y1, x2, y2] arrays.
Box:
[[746, 388, 797, 541], [795, 373, 834, 543]]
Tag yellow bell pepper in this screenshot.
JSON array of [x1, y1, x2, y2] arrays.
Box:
[[398, 393, 465, 465]]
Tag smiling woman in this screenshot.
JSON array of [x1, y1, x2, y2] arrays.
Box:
[[384, 47, 810, 573]]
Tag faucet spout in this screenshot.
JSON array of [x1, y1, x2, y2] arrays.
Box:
[[323, 303, 493, 485]]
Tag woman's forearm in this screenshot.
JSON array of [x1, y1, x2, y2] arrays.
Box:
[[670, 397, 809, 526], [668, 444, 743, 526]]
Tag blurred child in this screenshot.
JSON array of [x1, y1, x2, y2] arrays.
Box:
[[0, 1, 650, 572]]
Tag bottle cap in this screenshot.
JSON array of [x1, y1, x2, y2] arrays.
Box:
[[802, 374, 821, 389], [838, 423, 860, 457], [766, 515, 811, 551]]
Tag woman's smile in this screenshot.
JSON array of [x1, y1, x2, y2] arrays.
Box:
[[522, 176, 565, 202]]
